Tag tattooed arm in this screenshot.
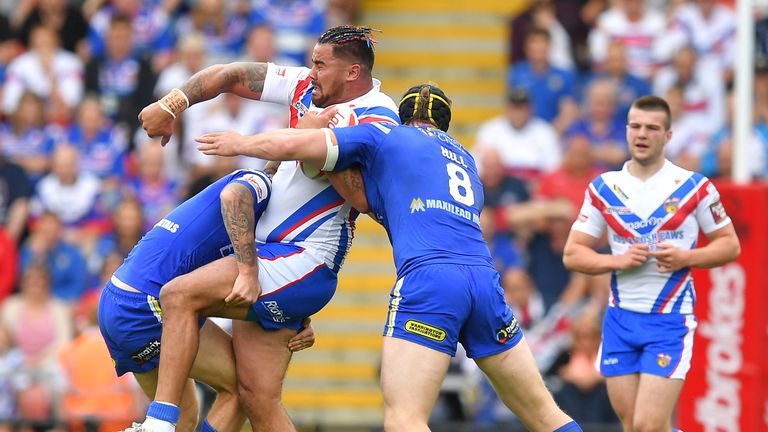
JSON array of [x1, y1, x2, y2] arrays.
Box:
[[139, 62, 268, 145], [325, 167, 370, 214], [219, 182, 260, 305]]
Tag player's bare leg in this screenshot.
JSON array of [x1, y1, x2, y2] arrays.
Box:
[[631, 374, 684, 432], [153, 257, 248, 424], [380, 336, 451, 432], [607, 374, 641, 432], [232, 320, 296, 432], [474, 337, 575, 432], [132, 373, 199, 432], [188, 321, 247, 432]]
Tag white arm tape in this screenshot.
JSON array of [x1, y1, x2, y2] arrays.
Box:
[[158, 101, 176, 119], [321, 128, 338, 171]]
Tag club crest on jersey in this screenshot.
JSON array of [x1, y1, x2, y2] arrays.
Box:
[[613, 184, 629, 200], [404, 320, 446, 341], [664, 197, 680, 214], [410, 198, 425, 213], [495, 317, 520, 344], [657, 353, 672, 367]]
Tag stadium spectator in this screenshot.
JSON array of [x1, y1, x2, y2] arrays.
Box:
[[19, 212, 87, 303], [243, 24, 296, 66], [2, 25, 83, 122], [85, 15, 156, 140], [588, 0, 666, 80], [124, 143, 178, 232], [656, 0, 736, 84], [57, 297, 143, 432], [663, 84, 710, 171], [0, 324, 24, 432], [509, 27, 579, 133], [0, 153, 33, 242], [479, 147, 531, 237], [653, 46, 725, 135], [589, 40, 651, 124], [2, 263, 73, 429], [174, 0, 249, 65], [563, 95, 741, 432], [552, 307, 618, 425], [0, 92, 55, 182], [30, 144, 106, 240], [249, 0, 326, 66], [86, 0, 174, 70], [16, 0, 88, 54], [62, 95, 129, 182], [82, 197, 144, 291], [508, 0, 576, 70], [566, 79, 627, 170], [700, 90, 767, 179], [474, 87, 562, 185], [0, 228, 18, 304]]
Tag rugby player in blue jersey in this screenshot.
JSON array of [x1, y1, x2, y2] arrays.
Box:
[[197, 84, 582, 432], [98, 166, 317, 432]]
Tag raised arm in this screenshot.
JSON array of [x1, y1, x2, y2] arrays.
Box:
[[139, 62, 269, 145]]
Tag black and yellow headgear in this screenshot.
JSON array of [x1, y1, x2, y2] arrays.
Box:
[[398, 84, 452, 132]]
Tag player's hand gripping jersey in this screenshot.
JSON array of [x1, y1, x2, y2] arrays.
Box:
[[571, 161, 731, 314], [330, 123, 494, 276], [256, 63, 400, 272]]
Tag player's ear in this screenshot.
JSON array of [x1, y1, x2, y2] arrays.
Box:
[[347, 63, 361, 81]]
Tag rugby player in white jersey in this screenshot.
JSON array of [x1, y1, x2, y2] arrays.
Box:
[[135, 26, 399, 432], [563, 95, 740, 432]]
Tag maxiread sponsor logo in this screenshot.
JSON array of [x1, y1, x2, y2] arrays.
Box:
[[131, 340, 161, 365], [404, 320, 446, 341]]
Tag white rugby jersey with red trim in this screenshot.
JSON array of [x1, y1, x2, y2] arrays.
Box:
[[571, 160, 731, 314], [256, 63, 400, 272]]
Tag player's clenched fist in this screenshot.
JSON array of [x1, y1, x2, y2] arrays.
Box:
[[616, 243, 650, 270], [138, 102, 175, 146]]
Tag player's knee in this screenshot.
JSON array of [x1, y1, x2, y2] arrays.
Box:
[[159, 278, 191, 312], [383, 400, 427, 431], [237, 380, 281, 414]]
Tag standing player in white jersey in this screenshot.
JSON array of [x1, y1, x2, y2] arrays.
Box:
[[562, 96, 740, 432], [136, 26, 399, 432]]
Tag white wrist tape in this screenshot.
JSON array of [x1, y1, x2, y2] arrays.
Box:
[[321, 128, 338, 172]]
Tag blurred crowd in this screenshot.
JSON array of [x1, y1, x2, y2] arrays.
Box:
[[0, 0, 766, 430], [456, 0, 768, 427]]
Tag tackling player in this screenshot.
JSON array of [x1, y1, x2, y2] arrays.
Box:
[[98, 168, 316, 432], [137, 25, 400, 432], [196, 84, 583, 432], [562, 96, 740, 431]]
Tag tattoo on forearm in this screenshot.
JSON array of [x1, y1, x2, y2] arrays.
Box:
[[221, 184, 257, 265]]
